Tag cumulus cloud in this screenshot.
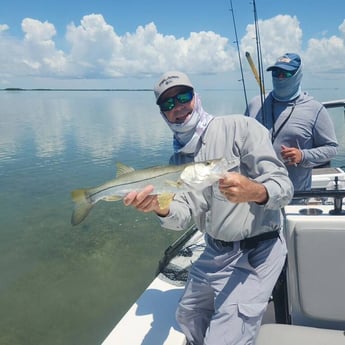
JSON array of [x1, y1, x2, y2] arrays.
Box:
[[241, 15, 303, 67], [0, 24, 9, 32], [65, 16, 236, 78], [0, 13, 344, 84], [0, 14, 237, 80], [21, 18, 66, 74], [66, 14, 121, 77], [303, 19, 345, 74]]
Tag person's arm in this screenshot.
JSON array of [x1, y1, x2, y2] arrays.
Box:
[[299, 106, 338, 168]]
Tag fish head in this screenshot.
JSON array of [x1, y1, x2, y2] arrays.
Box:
[[180, 158, 229, 191]]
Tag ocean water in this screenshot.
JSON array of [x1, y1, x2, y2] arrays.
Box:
[[0, 88, 344, 345]]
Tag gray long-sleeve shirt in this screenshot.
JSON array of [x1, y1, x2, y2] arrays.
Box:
[[158, 115, 293, 242], [245, 92, 338, 191]]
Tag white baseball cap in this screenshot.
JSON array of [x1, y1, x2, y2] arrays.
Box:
[[154, 71, 194, 104]]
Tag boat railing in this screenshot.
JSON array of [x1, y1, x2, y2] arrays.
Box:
[[294, 188, 345, 215], [322, 99, 345, 109]]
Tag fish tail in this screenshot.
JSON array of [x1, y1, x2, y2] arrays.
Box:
[[71, 189, 94, 226]]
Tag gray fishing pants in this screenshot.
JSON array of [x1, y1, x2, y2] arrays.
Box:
[[176, 232, 287, 345]]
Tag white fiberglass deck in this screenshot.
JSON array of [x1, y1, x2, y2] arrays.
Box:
[[101, 276, 186, 345]]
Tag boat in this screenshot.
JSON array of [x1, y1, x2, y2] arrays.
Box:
[[101, 135, 345, 344]]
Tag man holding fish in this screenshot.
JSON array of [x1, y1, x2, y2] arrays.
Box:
[[123, 71, 294, 345]]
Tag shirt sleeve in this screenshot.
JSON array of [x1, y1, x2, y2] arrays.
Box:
[[300, 105, 338, 168]]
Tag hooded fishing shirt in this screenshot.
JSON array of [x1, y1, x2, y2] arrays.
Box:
[[245, 91, 338, 191], [158, 115, 294, 242]]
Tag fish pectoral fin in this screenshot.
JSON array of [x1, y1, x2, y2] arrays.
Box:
[[157, 193, 175, 210], [116, 162, 135, 177], [103, 195, 122, 202]]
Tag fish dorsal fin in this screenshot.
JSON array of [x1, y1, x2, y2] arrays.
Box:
[[116, 162, 135, 177]]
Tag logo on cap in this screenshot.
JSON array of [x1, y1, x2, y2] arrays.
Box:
[[159, 75, 180, 87], [278, 57, 292, 63]]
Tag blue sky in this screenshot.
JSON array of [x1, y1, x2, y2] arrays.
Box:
[[1, 0, 344, 89]]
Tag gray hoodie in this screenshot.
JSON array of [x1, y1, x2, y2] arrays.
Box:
[[245, 92, 338, 191], [158, 115, 293, 242]]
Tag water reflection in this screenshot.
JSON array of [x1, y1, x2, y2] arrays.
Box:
[[0, 90, 185, 345], [0, 91, 172, 163], [1, 89, 344, 167]]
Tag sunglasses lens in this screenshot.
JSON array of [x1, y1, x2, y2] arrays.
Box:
[[176, 91, 194, 104], [160, 98, 175, 112], [272, 69, 293, 78]]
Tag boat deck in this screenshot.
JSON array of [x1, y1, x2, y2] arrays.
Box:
[[102, 167, 345, 345]]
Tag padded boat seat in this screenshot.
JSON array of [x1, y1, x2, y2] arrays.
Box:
[[284, 210, 345, 328], [256, 324, 345, 345], [257, 207, 345, 345]]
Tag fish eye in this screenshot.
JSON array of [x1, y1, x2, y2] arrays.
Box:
[[205, 161, 211, 166]]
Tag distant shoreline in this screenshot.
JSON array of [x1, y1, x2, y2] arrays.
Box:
[[1, 87, 340, 92], [1, 88, 153, 91]]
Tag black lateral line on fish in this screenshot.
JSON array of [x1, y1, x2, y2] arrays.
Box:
[[88, 170, 182, 199]]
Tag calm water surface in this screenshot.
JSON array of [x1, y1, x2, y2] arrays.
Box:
[[0, 88, 344, 345]]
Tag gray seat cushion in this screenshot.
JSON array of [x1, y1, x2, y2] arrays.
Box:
[[256, 324, 345, 345]]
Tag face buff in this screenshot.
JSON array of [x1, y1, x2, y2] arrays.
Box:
[[161, 93, 214, 154], [272, 66, 303, 102]]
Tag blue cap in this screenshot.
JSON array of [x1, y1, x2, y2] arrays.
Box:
[[267, 53, 301, 72]]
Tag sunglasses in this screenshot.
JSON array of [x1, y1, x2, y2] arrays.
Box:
[[272, 69, 295, 78], [159, 90, 194, 112]]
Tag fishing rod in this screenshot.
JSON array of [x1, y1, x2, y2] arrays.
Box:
[[249, 0, 267, 123], [229, 0, 248, 109], [245, 51, 264, 94], [252, 0, 266, 97]]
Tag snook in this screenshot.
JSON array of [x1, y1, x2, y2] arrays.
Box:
[[71, 158, 229, 226]]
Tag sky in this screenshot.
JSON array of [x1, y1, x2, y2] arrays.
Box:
[[0, 0, 345, 89]]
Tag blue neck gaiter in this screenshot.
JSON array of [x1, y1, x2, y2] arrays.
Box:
[[272, 66, 303, 101]]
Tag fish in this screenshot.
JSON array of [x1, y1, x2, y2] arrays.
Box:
[[70, 158, 230, 226]]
